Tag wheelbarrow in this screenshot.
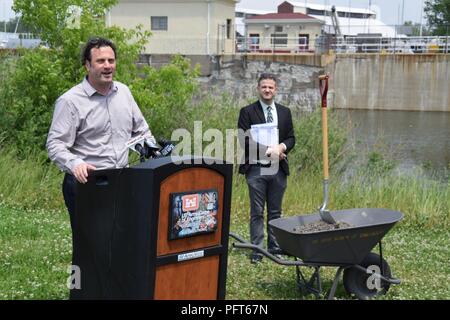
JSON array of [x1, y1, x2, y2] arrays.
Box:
[[230, 207, 402, 300], [230, 75, 404, 300]]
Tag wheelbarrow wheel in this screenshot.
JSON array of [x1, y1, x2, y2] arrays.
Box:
[[343, 252, 392, 300]]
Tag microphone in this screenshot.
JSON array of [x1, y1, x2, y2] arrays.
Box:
[[158, 139, 175, 157], [144, 136, 159, 150], [144, 136, 161, 158], [125, 133, 147, 154], [125, 133, 159, 162]]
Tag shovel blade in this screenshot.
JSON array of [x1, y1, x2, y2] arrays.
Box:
[[320, 209, 337, 225]]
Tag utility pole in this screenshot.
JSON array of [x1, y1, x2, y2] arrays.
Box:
[[3, 0, 7, 33], [419, 0, 424, 36], [348, 0, 351, 35], [402, 0, 405, 25]]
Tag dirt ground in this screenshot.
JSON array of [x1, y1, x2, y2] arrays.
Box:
[[293, 220, 353, 233]]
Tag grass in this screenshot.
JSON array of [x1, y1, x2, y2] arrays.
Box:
[[0, 169, 448, 300], [0, 205, 71, 299], [0, 148, 64, 211]]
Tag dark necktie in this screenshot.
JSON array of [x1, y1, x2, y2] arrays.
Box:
[[267, 106, 273, 123]]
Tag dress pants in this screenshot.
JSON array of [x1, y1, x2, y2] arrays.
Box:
[[246, 165, 287, 253], [62, 173, 76, 230]]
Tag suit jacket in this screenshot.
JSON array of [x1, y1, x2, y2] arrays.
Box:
[[238, 101, 295, 175]]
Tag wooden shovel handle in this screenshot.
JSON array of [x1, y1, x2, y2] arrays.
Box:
[[319, 75, 329, 180]]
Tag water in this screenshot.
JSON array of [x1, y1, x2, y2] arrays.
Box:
[[335, 109, 450, 177]]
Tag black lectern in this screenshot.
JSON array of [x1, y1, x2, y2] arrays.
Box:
[[72, 156, 233, 299]]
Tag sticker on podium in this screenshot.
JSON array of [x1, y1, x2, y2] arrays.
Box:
[[169, 189, 219, 240], [177, 250, 205, 262]]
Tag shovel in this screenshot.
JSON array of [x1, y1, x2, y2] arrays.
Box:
[[318, 75, 338, 225]]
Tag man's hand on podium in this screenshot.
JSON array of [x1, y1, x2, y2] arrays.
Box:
[[73, 162, 97, 184]]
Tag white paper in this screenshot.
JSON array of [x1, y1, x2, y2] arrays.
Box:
[[250, 123, 278, 147]]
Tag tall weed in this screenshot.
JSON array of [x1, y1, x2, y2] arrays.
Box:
[[0, 146, 63, 210]]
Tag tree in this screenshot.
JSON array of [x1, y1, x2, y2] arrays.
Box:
[[424, 0, 450, 35], [13, 0, 119, 48], [13, 0, 150, 83]]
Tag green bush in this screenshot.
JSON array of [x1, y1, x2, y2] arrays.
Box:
[[4, 49, 70, 161], [130, 55, 200, 138]]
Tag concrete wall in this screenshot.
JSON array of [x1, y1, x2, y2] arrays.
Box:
[[142, 53, 450, 112], [139, 53, 215, 76], [204, 53, 450, 112], [198, 57, 323, 112], [329, 54, 450, 112]]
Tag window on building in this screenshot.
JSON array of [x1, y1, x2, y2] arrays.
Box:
[[307, 9, 325, 16], [249, 33, 260, 51], [275, 25, 283, 32], [151, 16, 168, 30], [271, 34, 288, 47], [349, 12, 370, 19], [298, 34, 309, 51]]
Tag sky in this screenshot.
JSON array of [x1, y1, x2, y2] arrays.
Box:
[[237, 0, 427, 26], [1, 0, 13, 22], [1, 0, 426, 26]]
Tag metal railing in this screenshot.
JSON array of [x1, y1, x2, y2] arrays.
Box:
[[233, 23, 450, 55], [235, 34, 450, 55], [0, 32, 43, 49], [235, 35, 319, 54], [328, 35, 450, 54]]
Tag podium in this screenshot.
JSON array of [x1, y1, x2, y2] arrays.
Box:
[[72, 156, 233, 299]]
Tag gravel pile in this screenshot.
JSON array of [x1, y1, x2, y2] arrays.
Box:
[[292, 220, 353, 234]]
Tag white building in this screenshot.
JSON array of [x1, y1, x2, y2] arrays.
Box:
[[109, 0, 240, 55], [280, 1, 399, 37], [243, 10, 323, 53]]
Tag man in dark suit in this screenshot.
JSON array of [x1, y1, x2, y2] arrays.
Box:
[[238, 73, 295, 264]]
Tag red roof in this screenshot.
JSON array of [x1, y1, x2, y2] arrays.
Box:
[[247, 12, 317, 20]]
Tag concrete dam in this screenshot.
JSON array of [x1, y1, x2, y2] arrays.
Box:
[[196, 53, 450, 112]]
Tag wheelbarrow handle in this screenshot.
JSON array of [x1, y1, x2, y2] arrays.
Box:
[[229, 232, 246, 243], [230, 234, 306, 266]]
